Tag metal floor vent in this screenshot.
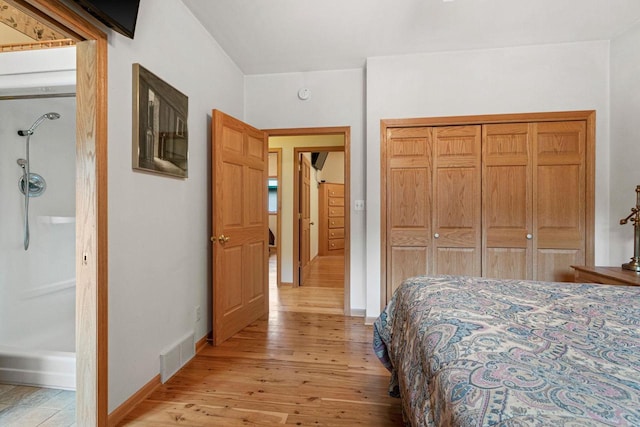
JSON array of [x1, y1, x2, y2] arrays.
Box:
[[159, 332, 195, 383]]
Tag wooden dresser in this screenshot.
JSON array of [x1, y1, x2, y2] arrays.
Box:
[[319, 183, 344, 255], [572, 265, 640, 286]]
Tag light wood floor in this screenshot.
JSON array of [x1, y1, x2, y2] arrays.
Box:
[[0, 384, 75, 426], [120, 255, 403, 426], [271, 255, 345, 315]]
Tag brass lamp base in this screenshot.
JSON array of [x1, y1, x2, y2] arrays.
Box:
[[622, 257, 640, 272]]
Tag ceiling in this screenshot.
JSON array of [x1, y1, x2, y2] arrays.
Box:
[[181, 0, 640, 75]]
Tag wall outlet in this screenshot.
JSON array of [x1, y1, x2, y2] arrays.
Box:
[[355, 200, 365, 211], [195, 305, 201, 322]]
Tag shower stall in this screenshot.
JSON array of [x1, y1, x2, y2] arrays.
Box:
[[0, 96, 76, 390]]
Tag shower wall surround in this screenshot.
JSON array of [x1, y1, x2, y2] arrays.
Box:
[[0, 97, 76, 352]]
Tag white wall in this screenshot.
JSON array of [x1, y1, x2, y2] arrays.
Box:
[[318, 152, 345, 184], [106, 0, 244, 412], [246, 69, 366, 310], [366, 41, 611, 318], [610, 23, 640, 265], [0, 96, 76, 352]]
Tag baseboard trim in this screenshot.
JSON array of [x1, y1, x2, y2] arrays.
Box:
[[107, 374, 161, 427], [350, 308, 365, 318], [108, 335, 208, 425], [195, 334, 208, 354], [364, 317, 378, 325]]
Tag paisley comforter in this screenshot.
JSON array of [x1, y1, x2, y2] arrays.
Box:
[[373, 275, 640, 426]]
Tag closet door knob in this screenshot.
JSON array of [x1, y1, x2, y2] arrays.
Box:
[[526, 233, 533, 240], [434, 233, 440, 239], [218, 234, 230, 244]]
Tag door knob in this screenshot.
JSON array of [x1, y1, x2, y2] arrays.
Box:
[[526, 233, 533, 240], [218, 234, 230, 243]]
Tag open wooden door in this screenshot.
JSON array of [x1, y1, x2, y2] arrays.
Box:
[[212, 110, 268, 345], [299, 154, 312, 285]]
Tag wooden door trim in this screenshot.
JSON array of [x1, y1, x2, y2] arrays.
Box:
[[269, 148, 283, 286], [11, 1, 109, 425], [381, 110, 597, 128], [380, 110, 595, 308], [266, 127, 351, 316]]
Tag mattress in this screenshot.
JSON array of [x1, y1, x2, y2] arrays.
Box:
[[373, 275, 640, 426]]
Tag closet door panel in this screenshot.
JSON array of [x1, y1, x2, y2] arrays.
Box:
[[537, 249, 584, 282], [485, 248, 528, 280], [390, 247, 429, 297], [433, 126, 481, 276], [534, 121, 586, 281], [435, 248, 478, 276], [537, 165, 584, 246], [386, 127, 432, 296], [483, 123, 532, 279]]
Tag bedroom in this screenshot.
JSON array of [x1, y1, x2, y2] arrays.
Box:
[[1, 0, 640, 425]]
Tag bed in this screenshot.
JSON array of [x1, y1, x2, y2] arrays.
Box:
[[373, 275, 640, 426]]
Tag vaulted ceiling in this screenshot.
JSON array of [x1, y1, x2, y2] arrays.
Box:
[[181, 0, 640, 75]]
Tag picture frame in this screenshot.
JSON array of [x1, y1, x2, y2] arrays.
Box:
[[132, 63, 188, 178]]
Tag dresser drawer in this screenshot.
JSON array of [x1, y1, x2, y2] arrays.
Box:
[[328, 197, 344, 207], [328, 207, 344, 217], [327, 185, 344, 197], [328, 217, 344, 228], [328, 228, 344, 239], [328, 238, 345, 251]]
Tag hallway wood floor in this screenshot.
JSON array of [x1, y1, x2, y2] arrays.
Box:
[[271, 255, 345, 315], [120, 255, 403, 426]]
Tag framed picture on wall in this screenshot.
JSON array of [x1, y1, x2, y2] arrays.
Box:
[[132, 63, 189, 178]]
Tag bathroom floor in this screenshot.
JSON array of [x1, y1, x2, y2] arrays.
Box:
[[0, 384, 75, 426]]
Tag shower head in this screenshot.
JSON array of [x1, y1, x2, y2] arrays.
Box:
[[17, 112, 61, 136]]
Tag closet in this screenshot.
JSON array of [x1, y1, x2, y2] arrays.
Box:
[[382, 112, 594, 301]]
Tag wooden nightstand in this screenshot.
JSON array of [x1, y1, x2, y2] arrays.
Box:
[[572, 265, 640, 286]]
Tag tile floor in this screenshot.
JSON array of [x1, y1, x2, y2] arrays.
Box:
[[0, 384, 75, 426]]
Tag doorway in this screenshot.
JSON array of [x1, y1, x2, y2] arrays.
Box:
[[266, 127, 351, 315], [5, 1, 109, 425]]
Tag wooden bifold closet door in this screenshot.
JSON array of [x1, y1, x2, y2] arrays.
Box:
[[383, 112, 593, 302]]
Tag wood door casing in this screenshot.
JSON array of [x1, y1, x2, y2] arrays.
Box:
[[10, 2, 110, 424], [212, 110, 268, 346]]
